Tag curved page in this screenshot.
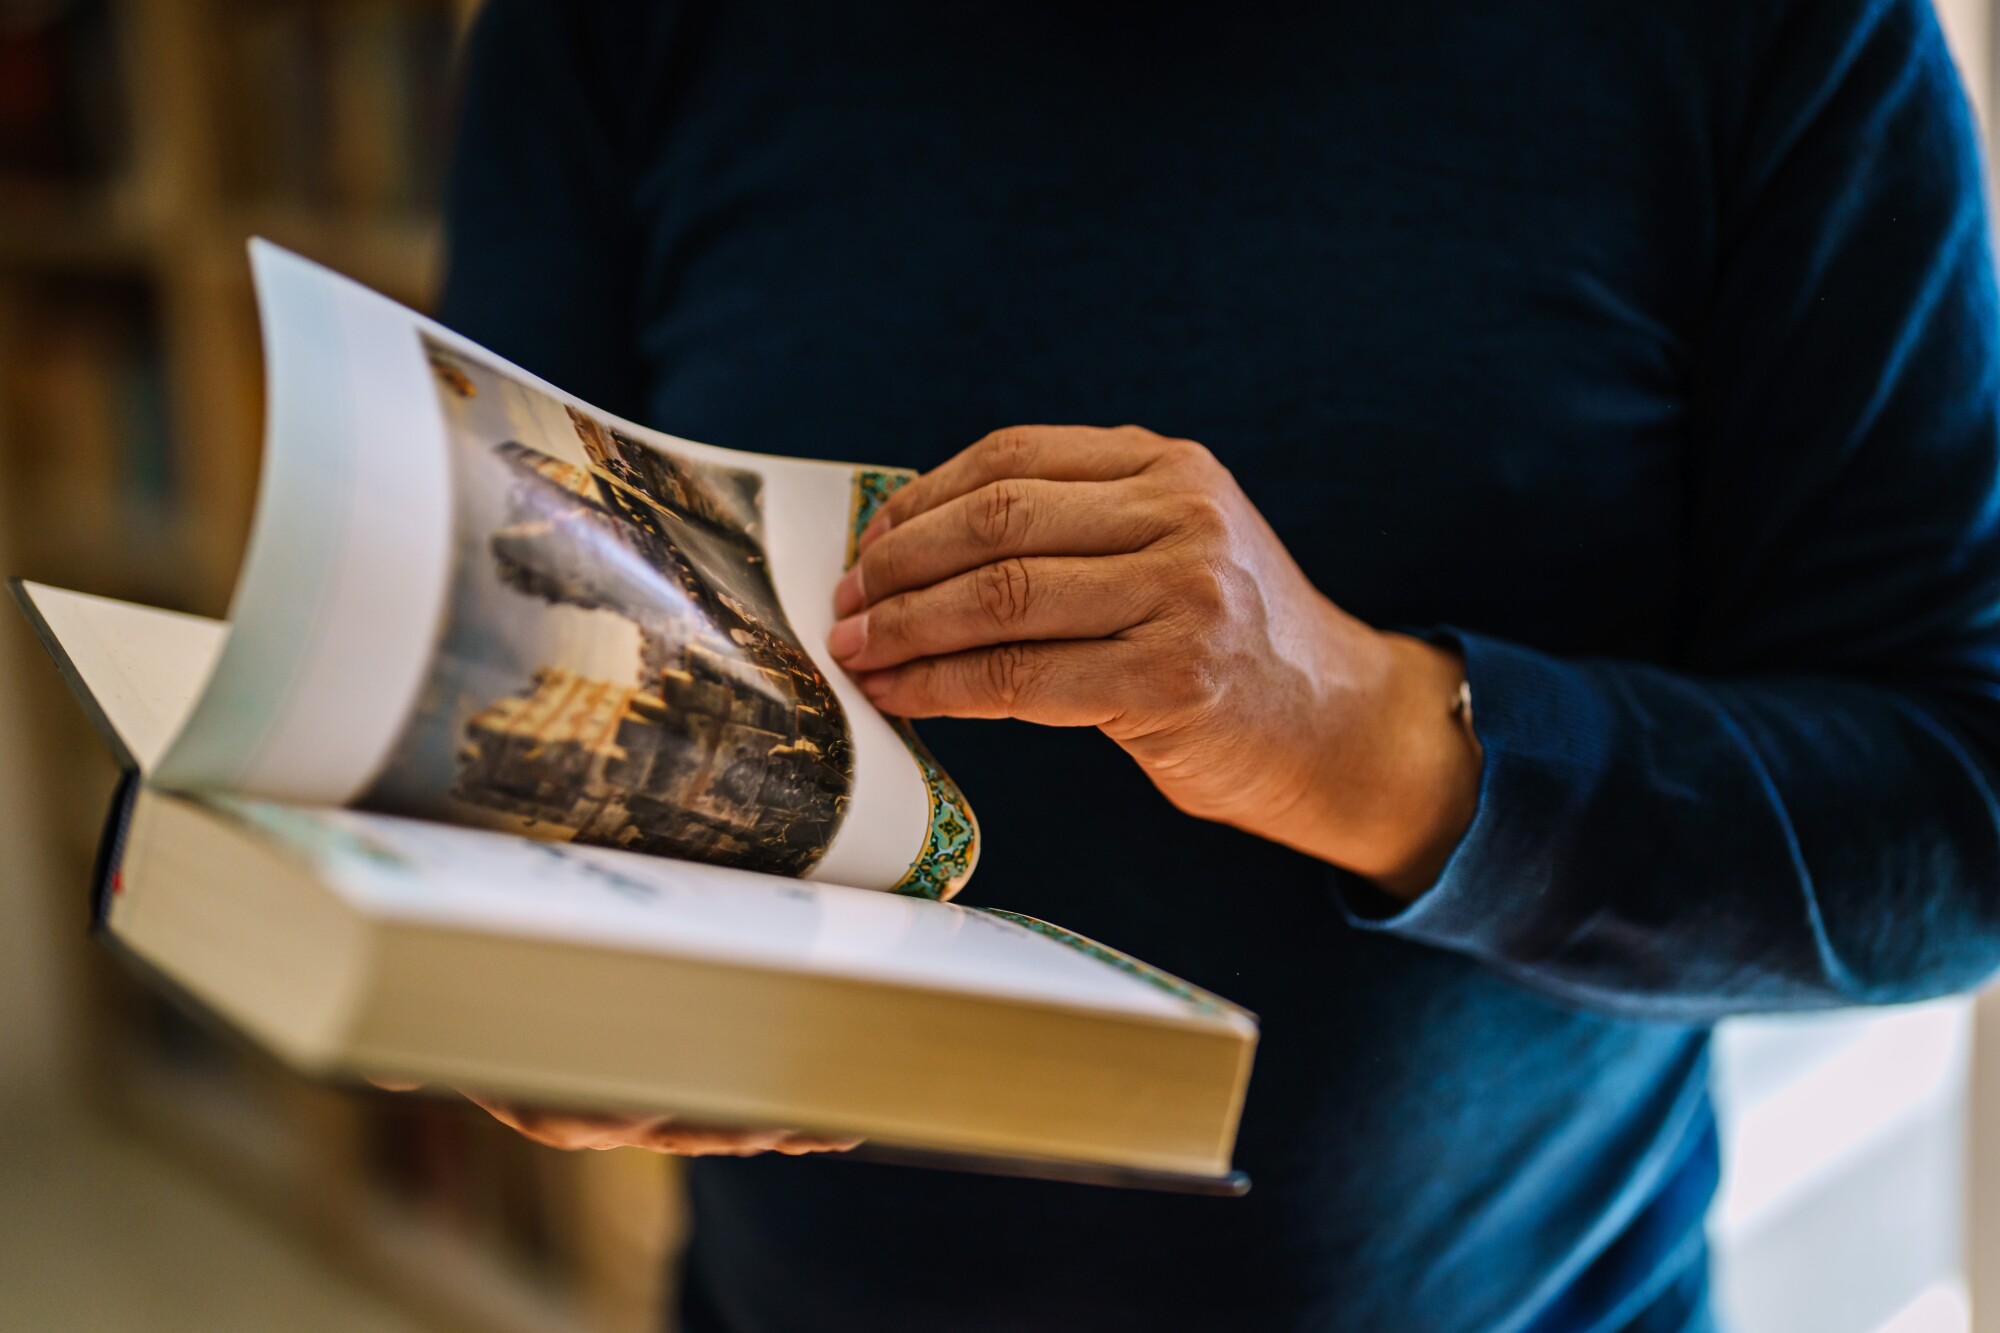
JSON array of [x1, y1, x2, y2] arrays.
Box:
[[156, 242, 977, 897]]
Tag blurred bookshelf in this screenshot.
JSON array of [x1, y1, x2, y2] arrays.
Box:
[[0, 3, 683, 1331]]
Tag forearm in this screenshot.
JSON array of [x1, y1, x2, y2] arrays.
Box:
[[1342, 633, 2000, 1021]]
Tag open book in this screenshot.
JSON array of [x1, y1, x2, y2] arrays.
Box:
[[12, 242, 1255, 1191]]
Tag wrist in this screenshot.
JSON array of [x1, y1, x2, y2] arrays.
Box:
[[1361, 633, 1482, 898], [1260, 627, 1481, 897], [1187, 612, 1482, 897]]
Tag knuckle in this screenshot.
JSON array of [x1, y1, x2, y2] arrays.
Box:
[[976, 427, 1038, 473], [1171, 490, 1229, 540], [974, 557, 1034, 627], [984, 642, 1033, 711], [968, 478, 1032, 548], [1177, 662, 1224, 713], [1166, 557, 1229, 617], [1148, 648, 1220, 714], [1161, 436, 1222, 482]]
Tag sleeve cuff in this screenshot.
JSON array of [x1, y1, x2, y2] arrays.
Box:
[[1333, 629, 1618, 962]]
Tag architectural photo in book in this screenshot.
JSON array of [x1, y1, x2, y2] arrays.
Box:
[[362, 339, 856, 877]]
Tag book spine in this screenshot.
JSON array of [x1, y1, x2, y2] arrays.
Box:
[[88, 767, 140, 930]]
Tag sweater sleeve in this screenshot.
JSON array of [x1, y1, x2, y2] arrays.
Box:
[[436, 0, 649, 419], [1342, 0, 2000, 1022]]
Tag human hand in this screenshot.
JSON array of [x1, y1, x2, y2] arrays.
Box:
[[368, 1081, 860, 1156], [463, 1095, 863, 1156], [828, 425, 1481, 897]]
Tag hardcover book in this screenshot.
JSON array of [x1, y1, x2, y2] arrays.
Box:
[[12, 242, 1256, 1192]]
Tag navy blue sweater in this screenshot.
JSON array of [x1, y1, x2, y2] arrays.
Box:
[[440, 2, 2000, 1329]]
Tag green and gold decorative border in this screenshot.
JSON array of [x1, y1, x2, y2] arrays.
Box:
[[887, 721, 979, 899], [845, 466, 911, 568], [847, 467, 980, 901], [974, 909, 1237, 1019]]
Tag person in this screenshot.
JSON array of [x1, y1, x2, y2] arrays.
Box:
[[435, 1, 2000, 1328]]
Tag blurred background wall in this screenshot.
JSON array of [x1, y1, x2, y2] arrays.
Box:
[[0, 2, 1997, 1332]]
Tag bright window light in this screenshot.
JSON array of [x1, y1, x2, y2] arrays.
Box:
[[1869, 1281, 1969, 1333]]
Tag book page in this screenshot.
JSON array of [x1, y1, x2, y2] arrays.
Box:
[[154, 241, 453, 807], [11, 583, 224, 771], [154, 243, 976, 896]]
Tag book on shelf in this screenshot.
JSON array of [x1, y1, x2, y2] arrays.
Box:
[[1, 279, 177, 596], [14, 241, 1257, 1193], [216, 0, 457, 216], [0, 0, 125, 190]]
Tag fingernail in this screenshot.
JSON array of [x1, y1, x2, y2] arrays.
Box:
[[858, 670, 894, 700], [827, 614, 867, 661], [833, 564, 865, 616], [858, 511, 893, 550]]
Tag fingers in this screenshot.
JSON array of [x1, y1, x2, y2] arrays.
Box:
[[465, 1093, 665, 1151], [463, 1092, 859, 1157], [856, 639, 1142, 726], [858, 426, 1173, 552], [639, 1125, 863, 1157], [835, 426, 1243, 729], [830, 554, 1160, 672], [768, 1133, 865, 1155], [838, 475, 1170, 614]]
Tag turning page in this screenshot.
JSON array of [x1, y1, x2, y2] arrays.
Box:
[[153, 242, 977, 897]]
